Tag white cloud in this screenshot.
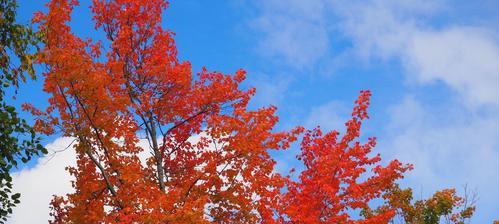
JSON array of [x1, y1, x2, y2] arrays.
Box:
[[9, 137, 77, 224], [331, 0, 499, 107], [406, 27, 499, 107], [250, 0, 329, 68], [304, 100, 348, 132], [380, 96, 499, 222], [247, 72, 292, 107], [252, 0, 499, 107]]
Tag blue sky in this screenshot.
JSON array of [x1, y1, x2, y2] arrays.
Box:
[[9, 0, 499, 223]]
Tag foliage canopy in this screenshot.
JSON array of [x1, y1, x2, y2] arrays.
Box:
[[26, 0, 476, 223], [0, 0, 46, 221]]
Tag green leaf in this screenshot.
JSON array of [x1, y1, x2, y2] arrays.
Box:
[[5, 106, 15, 113], [11, 193, 20, 200]]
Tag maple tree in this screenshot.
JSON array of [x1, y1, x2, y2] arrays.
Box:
[[32, 0, 300, 223], [278, 90, 412, 223], [28, 0, 476, 223]]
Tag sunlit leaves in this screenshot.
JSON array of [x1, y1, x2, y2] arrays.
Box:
[[35, 0, 299, 222], [279, 91, 412, 223]]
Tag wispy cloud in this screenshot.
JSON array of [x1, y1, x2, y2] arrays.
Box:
[[304, 100, 348, 131], [249, 0, 330, 69], [332, 0, 499, 107], [247, 72, 293, 108]]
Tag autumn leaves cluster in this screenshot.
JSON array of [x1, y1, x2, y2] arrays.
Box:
[[1, 0, 476, 223]]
